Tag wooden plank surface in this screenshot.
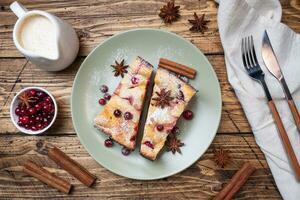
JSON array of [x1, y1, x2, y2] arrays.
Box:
[[0, 134, 280, 199], [0, 0, 299, 57], [1, 0, 299, 199]]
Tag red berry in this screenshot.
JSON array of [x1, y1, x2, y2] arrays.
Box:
[[144, 141, 154, 149], [131, 76, 139, 84], [15, 108, 21, 116], [124, 112, 133, 120], [19, 109, 27, 116], [100, 85, 108, 93], [176, 90, 185, 101], [35, 103, 42, 111], [36, 91, 46, 99], [29, 89, 37, 96], [24, 124, 30, 129], [44, 96, 52, 103], [98, 98, 106, 105], [121, 147, 131, 156], [183, 110, 193, 120], [30, 125, 37, 131], [42, 101, 48, 107], [104, 138, 113, 147], [29, 119, 34, 125], [36, 123, 43, 130], [17, 120, 24, 127], [104, 93, 111, 100], [28, 107, 36, 115], [35, 116, 42, 122], [45, 104, 53, 112], [156, 124, 164, 131], [20, 116, 29, 124], [42, 105, 50, 112], [113, 109, 122, 117], [171, 126, 180, 134]]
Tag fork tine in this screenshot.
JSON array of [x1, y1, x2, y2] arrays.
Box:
[[250, 35, 259, 65], [246, 36, 255, 68], [241, 38, 249, 70]]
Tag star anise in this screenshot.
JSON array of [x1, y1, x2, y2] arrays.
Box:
[[213, 148, 231, 168], [166, 135, 184, 154], [18, 92, 38, 108], [151, 88, 174, 108], [111, 59, 129, 78], [188, 12, 209, 33], [159, 0, 180, 24]]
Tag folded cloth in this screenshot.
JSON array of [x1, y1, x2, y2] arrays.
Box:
[[215, 0, 300, 199]]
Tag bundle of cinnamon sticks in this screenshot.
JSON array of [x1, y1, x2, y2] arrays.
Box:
[[23, 143, 97, 194]]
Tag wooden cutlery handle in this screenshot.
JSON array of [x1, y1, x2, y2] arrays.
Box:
[[288, 99, 300, 132], [268, 101, 300, 181]]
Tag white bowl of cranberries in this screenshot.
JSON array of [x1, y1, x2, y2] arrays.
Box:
[[10, 87, 57, 135]]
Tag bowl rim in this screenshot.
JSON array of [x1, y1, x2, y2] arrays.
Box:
[[10, 86, 58, 135]]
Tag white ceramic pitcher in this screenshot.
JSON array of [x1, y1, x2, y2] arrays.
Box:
[[10, 1, 79, 71]]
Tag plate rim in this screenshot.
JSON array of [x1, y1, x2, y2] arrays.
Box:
[[71, 28, 222, 180]]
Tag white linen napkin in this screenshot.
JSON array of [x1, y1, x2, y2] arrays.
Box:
[[215, 0, 300, 199]]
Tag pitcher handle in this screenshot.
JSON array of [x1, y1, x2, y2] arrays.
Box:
[[10, 1, 28, 18]]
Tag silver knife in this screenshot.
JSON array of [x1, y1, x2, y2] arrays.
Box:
[[262, 30, 300, 131]]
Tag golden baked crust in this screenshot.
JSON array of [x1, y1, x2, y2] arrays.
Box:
[[94, 57, 153, 150], [140, 68, 197, 160]]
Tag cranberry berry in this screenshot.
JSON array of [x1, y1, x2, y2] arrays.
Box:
[[44, 96, 52, 103], [171, 126, 180, 135], [100, 85, 109, 93], [98, 98, 106, 105], [124, 112, 133, 120], [19, 109, 27, 116], [20, 115, 29, 125], [104, 138, 114, 148], [29, 89, 37, 96], [156, 124, 164, 131], [15, 107, 21, 115], [183, 110, 193, 120], [144, 141, 154, 149], [131, 76, 139, 85], [36, 91, 46, 99], [36, 123, 43, 130], [28, 107, 37, 115], [113, 109, 122, 117], [104, 93, 111, 100], [35, 103, 42, 111], [121, 147, 131, 156]]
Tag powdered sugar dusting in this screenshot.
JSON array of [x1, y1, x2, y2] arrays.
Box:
[[149, 107, 173, 124]]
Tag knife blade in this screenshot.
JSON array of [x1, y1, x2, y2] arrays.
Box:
[[262, 30, 283, 81], [262, 30, 300, 132]]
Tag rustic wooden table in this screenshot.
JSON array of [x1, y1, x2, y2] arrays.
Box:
[[0, 0, 299, 199]]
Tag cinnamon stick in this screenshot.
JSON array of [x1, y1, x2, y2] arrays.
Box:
[[158, 63, 194, 79], [48, 147, 97, 187], [23, 161, 72, 194], [213, 162, 255, 200], [159, 58, 196, 79]]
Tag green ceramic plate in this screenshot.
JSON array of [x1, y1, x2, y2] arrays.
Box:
[[71, 28, 221, 180]]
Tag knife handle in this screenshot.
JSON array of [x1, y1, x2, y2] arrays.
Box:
[[268, 100, 300, 181], [280, 77, 300, 132], [288, 99, 300, 132]]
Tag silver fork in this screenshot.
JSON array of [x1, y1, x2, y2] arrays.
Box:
[[241, 36, 300, 181]]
